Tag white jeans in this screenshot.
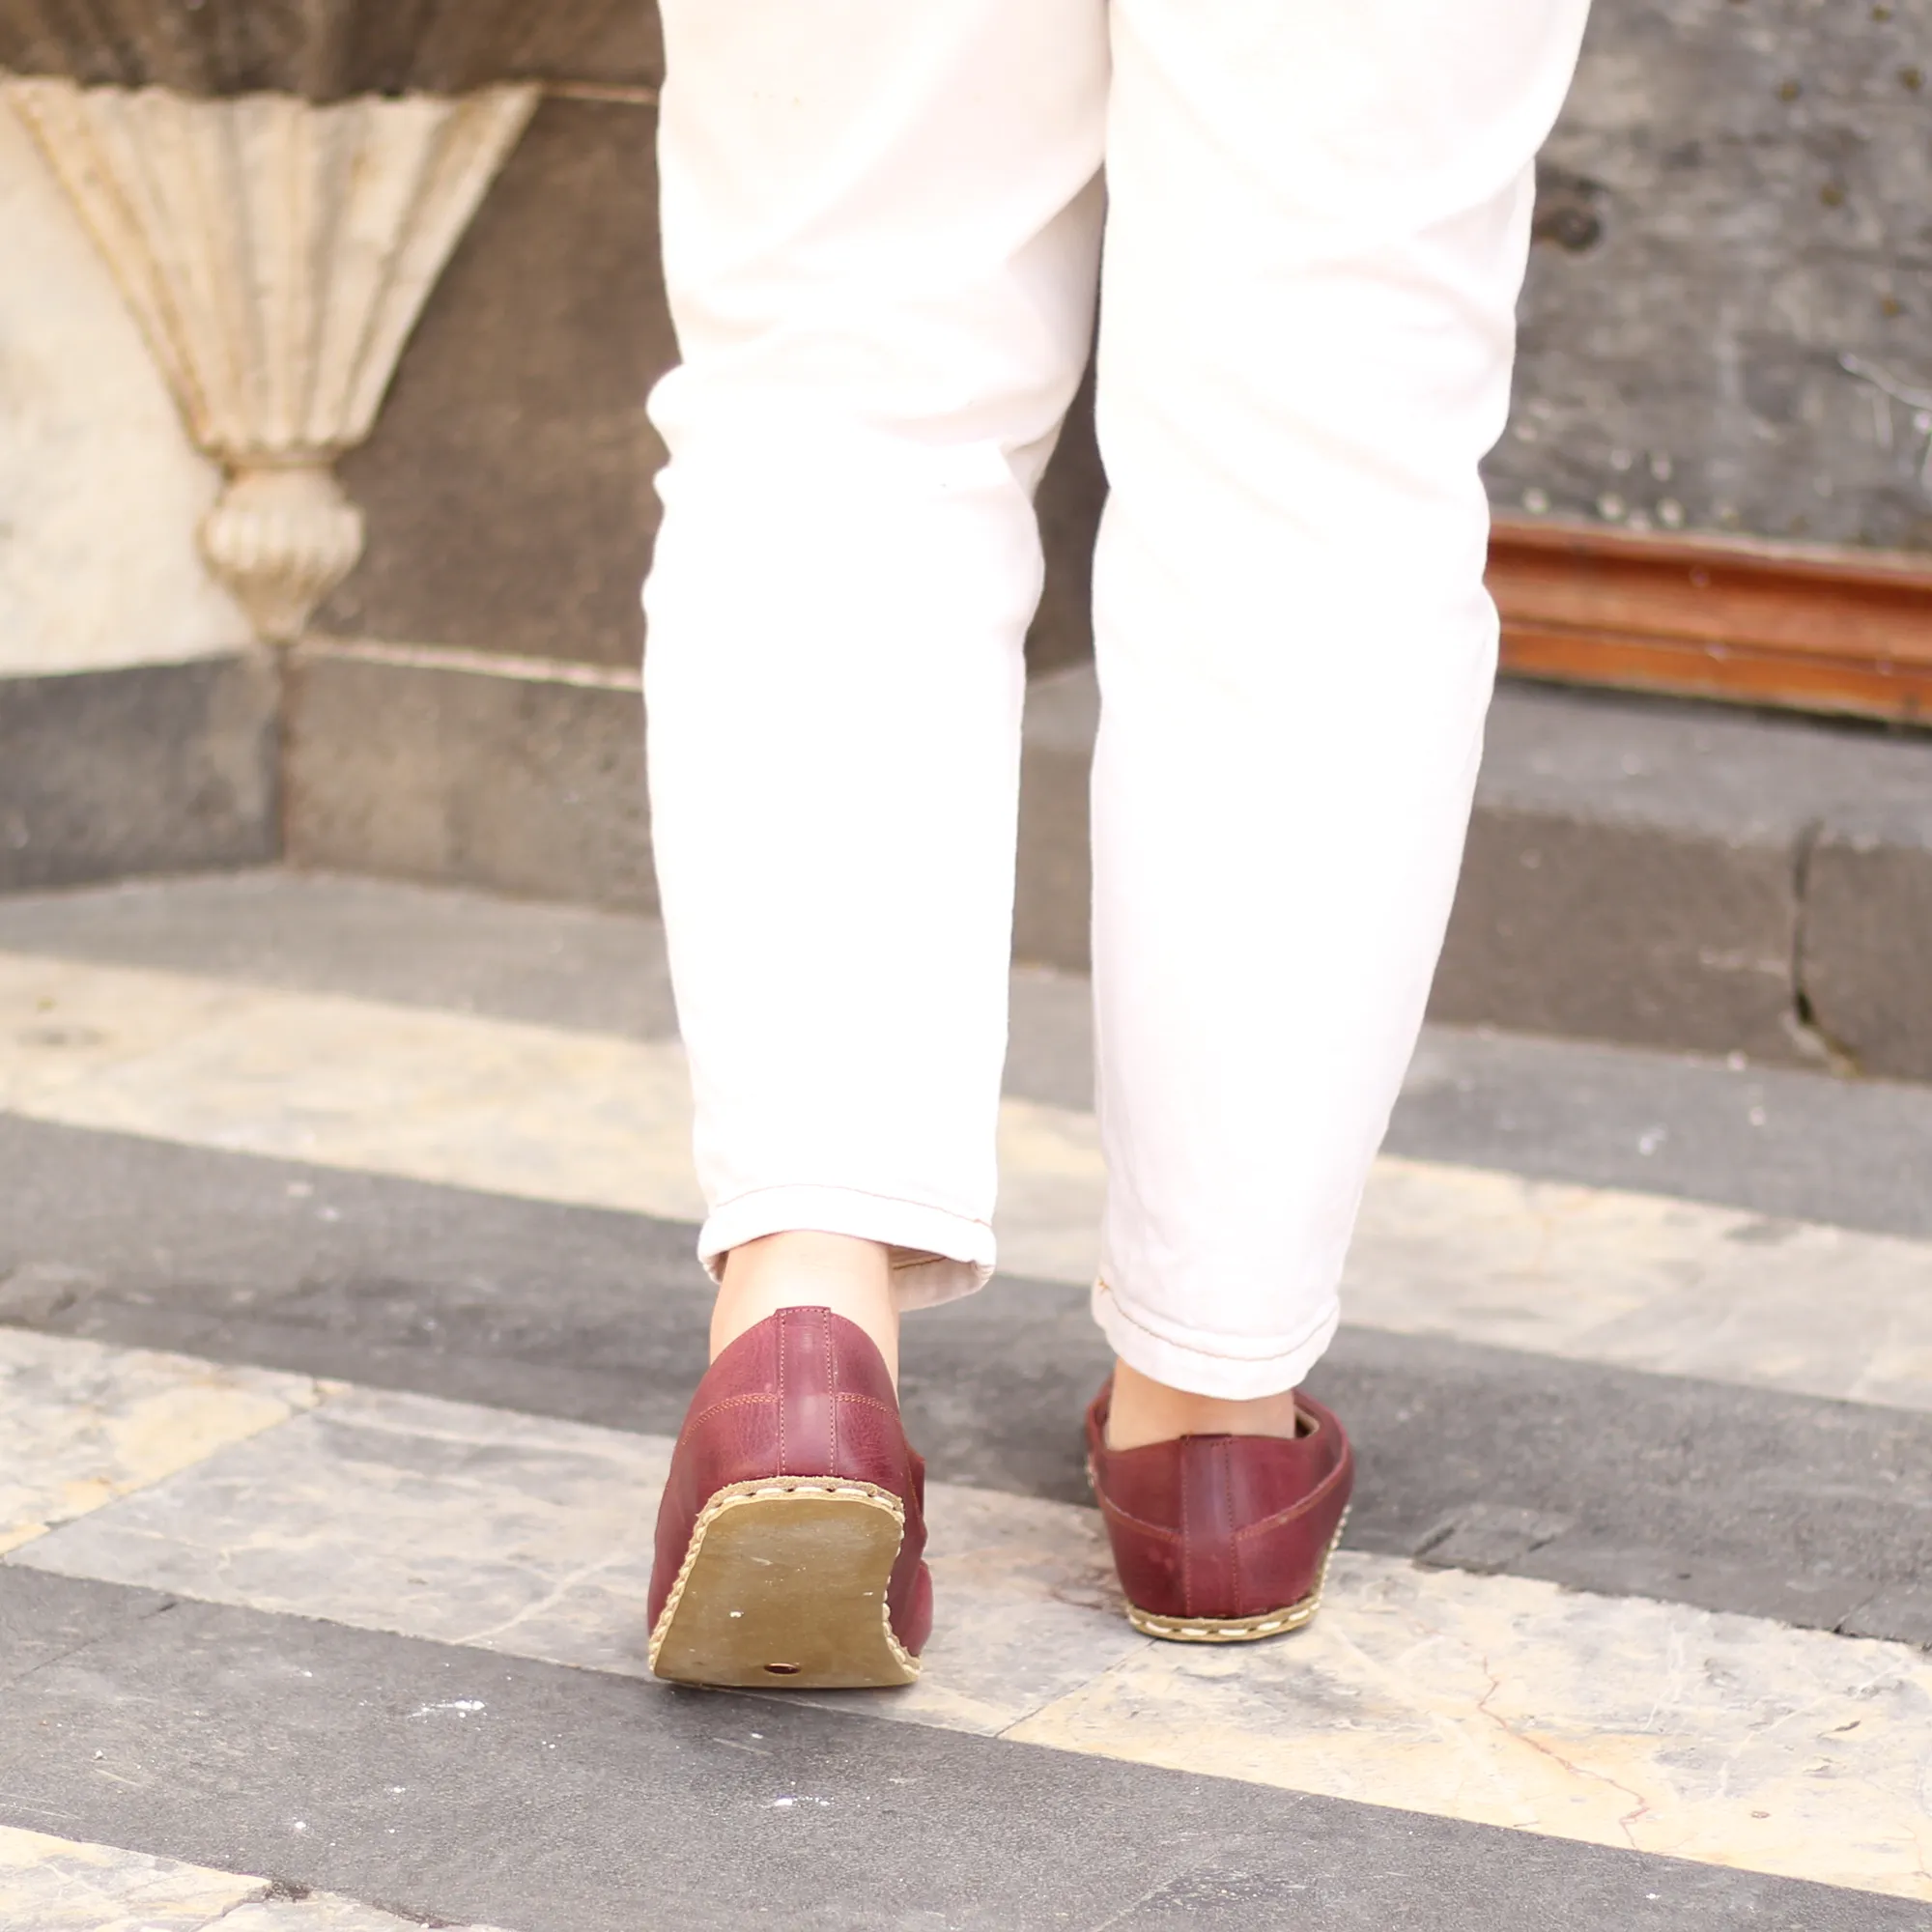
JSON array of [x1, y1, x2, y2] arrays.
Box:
[[642, 0, 1591, 1398]]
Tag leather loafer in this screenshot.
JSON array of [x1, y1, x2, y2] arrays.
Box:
[[1086, 1380, 1352, 1642], [648, 1305, 932, 1688]]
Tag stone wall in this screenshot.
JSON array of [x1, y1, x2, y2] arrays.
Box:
[[1494, 0, 1932, 554]]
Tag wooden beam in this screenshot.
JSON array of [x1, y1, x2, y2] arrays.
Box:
[[1488, 516, 1932, 724]]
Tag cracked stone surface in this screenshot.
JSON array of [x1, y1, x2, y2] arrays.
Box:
[[9, 1380, 1148, 1738], [11, 1350, 1931, 1901], [0, 1327, 327, 1556], [0, 1825, 515, 1931], [1007, 1553, 1932, 1901]]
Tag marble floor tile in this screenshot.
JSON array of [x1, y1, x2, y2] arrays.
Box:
[[0, 952, 706, 1227], [0, 1326, 327, 1556], [1008, 1551, 1932, 1904]]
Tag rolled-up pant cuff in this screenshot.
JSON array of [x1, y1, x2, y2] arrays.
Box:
[[698, 1184, 995, 1311], [1092, 1278, 1341, 1401]]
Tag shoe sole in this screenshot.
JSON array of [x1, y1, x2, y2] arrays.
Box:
[[1123, 1507, 1351, 1645], [648, 1478, 921, 1689]]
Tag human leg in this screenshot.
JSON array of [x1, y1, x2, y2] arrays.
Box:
[[1091, 0, 1592, 1412], [644, 0, 1109, 1361], [643, 0, 1108, 1686], [1084, 0, 1590, 1627]]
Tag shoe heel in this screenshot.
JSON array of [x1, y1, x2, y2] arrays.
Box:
[[648, 1478, 921, 1689]]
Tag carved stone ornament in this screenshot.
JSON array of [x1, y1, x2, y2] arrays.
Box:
[[6, 75, 537, 639]]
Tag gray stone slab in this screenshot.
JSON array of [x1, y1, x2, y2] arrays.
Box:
[[284, 645, 653, 911], [0, 1115, 713, 1439], [0, 871, 679, 1041], [322, 95, 668, 670], [1803, 802, 1932, 1081], [3, 1114, 1929, 1634], [1414, 1503, 1575, 1575], [20, 637, 1922, 1089], [0, 656, 278, 894], [1320, 1323, 1932, 1634], [0, 1563, 176, 1698], [1387, 1021, 1932, 1245], [1844, 1584, 1932, 1649], [0, 1571, 1909, 1932], [1437, 687, 1932, 1068]]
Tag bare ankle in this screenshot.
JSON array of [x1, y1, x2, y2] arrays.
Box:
[[1105, 1359, 1301, 1451], [713, 1231, 900, 1382]]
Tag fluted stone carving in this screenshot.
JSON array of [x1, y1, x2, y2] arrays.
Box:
[[7, 75, 537, 639], [0, 0, 646, 100]]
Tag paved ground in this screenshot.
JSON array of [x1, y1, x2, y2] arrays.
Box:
[[0, 872, 1928, 1931]]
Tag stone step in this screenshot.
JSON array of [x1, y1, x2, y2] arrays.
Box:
[[5, 645, 1928, 1077]]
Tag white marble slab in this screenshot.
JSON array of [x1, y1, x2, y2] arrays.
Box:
[[1010, 1551, 1932, 1904], [0, 1825, 257, 1931], [0, 1326, 327, 1556]]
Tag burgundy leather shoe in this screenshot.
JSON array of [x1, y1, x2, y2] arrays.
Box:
[[648, 1306, 931, 1689], [1086, 1381, 1353, 1642]]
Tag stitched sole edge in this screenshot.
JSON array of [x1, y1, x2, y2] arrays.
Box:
[[1124, 1506, 1352, 1645], [648, 1477, 921, 1688]]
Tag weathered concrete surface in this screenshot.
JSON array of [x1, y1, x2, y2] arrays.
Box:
[[0, 98, 249, 676], [4, 868, 1929, 1246], [1029, 370, 1107, 677], [284, 640, 653, 910], [1802, 802, 1932, 1081], [1492, 0, 1932, 552], [0, 655, 280, 892], [0, 0, 661, 100]]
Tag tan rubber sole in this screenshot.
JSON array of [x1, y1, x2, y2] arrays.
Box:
[[1124, 1507, 1351, 1645], [648, 1478, 921, 1690]]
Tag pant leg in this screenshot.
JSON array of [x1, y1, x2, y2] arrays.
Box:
[[644, 0, 1109, 1305], [1090, 0, 1591, 1395]]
